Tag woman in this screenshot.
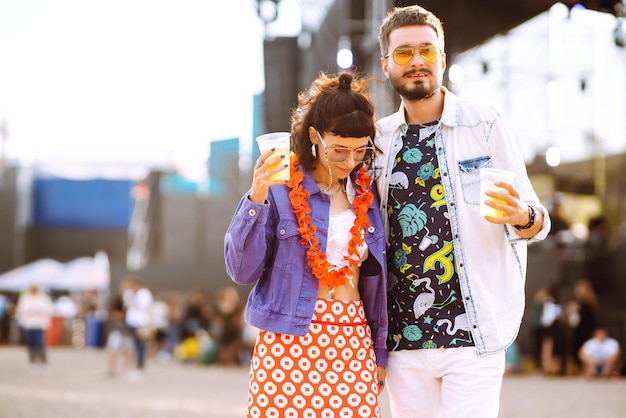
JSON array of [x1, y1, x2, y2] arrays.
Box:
[[224, 71, 388, 417]]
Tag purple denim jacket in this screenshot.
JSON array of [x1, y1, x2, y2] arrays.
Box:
[[224, 167, 389, 368]]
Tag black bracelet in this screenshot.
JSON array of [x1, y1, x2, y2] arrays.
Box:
[[514, 205, 536, 230]]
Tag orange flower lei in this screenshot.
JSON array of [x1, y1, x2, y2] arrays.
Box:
[[287, 154, 374, 289]]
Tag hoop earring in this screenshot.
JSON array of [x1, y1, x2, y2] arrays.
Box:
[[311, 144, 317, 158]]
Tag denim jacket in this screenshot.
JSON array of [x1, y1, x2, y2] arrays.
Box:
[[374, 87, 551, 356], [224, 166, 389, 367]]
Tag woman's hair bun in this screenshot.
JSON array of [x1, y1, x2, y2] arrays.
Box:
[[338, 72, 353, 90]]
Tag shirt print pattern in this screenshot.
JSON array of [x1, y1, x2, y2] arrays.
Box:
[[386, 122, 474, 351]]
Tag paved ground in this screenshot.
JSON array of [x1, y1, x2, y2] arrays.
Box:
[[0, 346, 624, 418]]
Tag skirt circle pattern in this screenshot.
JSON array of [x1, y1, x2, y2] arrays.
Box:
[[247, 298, 380, 418]]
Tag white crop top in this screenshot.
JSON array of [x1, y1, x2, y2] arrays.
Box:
[[326, 209, 369, 269]]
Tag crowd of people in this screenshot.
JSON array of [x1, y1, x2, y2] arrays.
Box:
[[531, 278, 622, 378], [0, 277, 254, 380], [103, 276, 254, 381]]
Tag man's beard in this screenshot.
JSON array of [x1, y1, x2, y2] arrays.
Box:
[[389, 71, 440, 101]]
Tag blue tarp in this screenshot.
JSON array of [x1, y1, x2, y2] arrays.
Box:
[[33, 177, 133, 229]]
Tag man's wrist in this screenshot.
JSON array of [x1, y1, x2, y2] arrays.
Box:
[[514, 205, 536, 230]]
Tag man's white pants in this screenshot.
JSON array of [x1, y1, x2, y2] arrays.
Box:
[[386, 347, 505, 418]]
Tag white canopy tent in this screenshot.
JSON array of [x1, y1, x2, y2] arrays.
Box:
[[0, 252, 110, 292]]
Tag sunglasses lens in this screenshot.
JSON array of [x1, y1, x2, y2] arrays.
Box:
[[353, 148, 372, 162], [391, 45, 441, 65], [419, 45, 441, 63], [353, 149, 366, 161], [328, 149, 350, 162], [392, 48, 414, 65], [328, 147, 374, 163]]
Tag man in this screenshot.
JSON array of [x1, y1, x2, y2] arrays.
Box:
[[15, 285, 54, 373], [374, 5, 551, 418]]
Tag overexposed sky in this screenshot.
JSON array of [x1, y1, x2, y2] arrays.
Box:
[[450, 4, 626, 165], [0, 0, 267, 169]]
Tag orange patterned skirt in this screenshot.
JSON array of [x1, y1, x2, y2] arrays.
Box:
[[246, 298, 380, 418]]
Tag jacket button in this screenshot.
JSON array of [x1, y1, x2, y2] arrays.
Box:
[[368, 226, 375, 233], [279, 229, 286, 235], [248, 209, 256, 216]]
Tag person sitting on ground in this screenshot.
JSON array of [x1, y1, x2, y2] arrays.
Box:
[[578, 327, 621, 378]]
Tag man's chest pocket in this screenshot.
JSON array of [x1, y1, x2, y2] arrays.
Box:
[[458, 156, 491, 205]]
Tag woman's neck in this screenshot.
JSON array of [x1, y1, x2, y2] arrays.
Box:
[[316, 180, 344, 195], [310, 166, 341, 192]]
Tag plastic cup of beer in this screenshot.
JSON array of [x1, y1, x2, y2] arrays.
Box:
[[479, 168, 515, 218], [256, 132, 291, 181]]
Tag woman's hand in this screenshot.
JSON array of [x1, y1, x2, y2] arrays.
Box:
[[248, 149, 288, 204], [377, 366, 387, 394]]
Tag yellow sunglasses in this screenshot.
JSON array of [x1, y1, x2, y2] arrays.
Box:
[[384, 44, 443, 65]]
